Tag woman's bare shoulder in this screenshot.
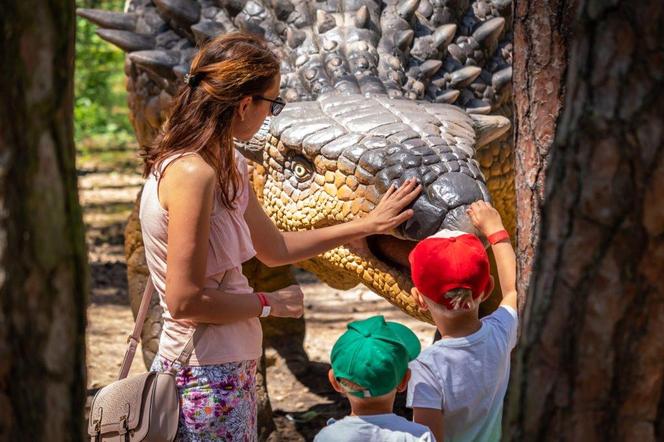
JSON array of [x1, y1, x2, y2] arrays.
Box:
[[162, 154, 216, 186], [159, 154, 216, 210]]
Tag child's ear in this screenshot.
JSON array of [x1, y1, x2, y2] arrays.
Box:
[[328, 369, 344, 394], [411, 287, 429, 312], [397, 368, 412, 393], [481, 276, 495, 302]]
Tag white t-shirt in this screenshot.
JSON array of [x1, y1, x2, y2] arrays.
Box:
[[314, 413, 436, 442], [407, 306, 518, 442]]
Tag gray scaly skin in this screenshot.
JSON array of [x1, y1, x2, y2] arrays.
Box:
[[79, 0, 513, 321]]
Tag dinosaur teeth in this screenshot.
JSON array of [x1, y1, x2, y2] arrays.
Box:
[[76, 8, 137, 31], [96, 29, 155, 52], [472, 17, 505, 47], [396, 30, 415, 52], [398, 0, 421, 20], [449, 66, 482, 88], [433, 24, 457, 49], [286, 27, 306, 48], [491, 67, 512, 91], [469, 114, 511, 148], [355, 5, 370, 29], [316, 10, 336, 34], [129, 50, 180, 80], [190, 20, 225, 46]]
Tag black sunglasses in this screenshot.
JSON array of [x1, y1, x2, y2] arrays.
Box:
[[253, 95, 286, 116]]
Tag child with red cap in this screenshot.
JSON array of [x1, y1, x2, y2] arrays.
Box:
[[406, 200, 517, 442]]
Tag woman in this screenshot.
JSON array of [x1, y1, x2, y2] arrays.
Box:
[[140, 32, 421, 441]]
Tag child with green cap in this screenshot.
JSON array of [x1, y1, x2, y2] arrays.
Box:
[[314, 315, 436, 442]]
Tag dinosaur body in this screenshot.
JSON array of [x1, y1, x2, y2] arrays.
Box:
[[80, 0, 514, 343]]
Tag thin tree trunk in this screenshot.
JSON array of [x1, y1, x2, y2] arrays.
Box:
[[506, 0, 664, 440], [513, 0, 571, 311], [0, 1, 88, 440]]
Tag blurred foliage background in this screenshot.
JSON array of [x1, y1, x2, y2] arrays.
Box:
[[75, 0, 135, 151]]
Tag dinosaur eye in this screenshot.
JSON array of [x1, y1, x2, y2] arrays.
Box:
[[294, 163, 307, 177], [290, 156, 313, 181]]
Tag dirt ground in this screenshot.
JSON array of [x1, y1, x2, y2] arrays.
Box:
[[79, 144, 436, 440]]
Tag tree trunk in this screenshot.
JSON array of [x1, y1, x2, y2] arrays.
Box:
[[512, 0, 571, 310], [506, 1, 664, 440], [0, 1, 88, 440]]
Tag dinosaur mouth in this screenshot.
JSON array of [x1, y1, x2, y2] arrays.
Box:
[[365, 234, 417, 277]]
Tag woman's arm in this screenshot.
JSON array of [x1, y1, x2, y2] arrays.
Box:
[[160, 156, 302, 323], [244, 178, 422, 267]]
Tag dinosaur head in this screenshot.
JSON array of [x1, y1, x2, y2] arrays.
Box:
[[238, 93, 509, 320], [78, 0, 514, 321]]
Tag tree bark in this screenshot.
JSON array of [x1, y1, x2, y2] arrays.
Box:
[[513, 0, 572, 311], [506, 1, 664, 440], [0, 1, 88, 440]]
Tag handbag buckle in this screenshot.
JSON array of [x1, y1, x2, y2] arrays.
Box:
[[93, 407, 103, 434], [118, 415, 129, 435]]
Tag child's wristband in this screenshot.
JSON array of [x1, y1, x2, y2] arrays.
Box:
[[487, 229, 510, 245]]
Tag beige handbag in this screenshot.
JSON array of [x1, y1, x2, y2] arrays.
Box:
[[87, 277, 207, 441]]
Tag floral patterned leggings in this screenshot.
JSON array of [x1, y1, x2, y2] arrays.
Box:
[[151, 356, 258, 442]]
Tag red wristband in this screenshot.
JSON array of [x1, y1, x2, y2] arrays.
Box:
[[256, 292, 269, 307], [487, 229, 510, 245]]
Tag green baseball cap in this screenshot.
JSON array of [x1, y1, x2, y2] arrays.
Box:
[[330, 315, 421, 398]]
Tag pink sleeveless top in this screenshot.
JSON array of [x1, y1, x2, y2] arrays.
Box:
[[139, 152, 262, 366]]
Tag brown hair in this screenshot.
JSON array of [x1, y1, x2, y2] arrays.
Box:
[[143, 32, 280, 208]]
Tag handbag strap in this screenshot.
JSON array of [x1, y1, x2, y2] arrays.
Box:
[[118, 276, 155, 380], [118, 271, 231, 380]]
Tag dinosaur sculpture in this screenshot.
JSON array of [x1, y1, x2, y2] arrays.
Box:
[[79, 0, 514, 364]]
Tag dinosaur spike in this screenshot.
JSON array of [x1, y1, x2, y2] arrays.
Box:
[[76, 8, 137, 31], [433, 24, 457, 49], [396, 30, 415, 52], [96, 29, 155, 53], [466, 99, 493, 114], [449, 66, 482, 88], [316, 10, 336, 34], [418, 0, 433, 18], [286, 27, 306, 48], [435, 89, 460, 104], [129, 50, 180, 79], [414, 10, 435, 32], [420, 59, 442, 78], [153, 0, 201, 27], [470, 114, 511, 148], [472, 17, 505, 46], [398, 0, 421, 20], [273, 0, 295, 21], [191, 20, 225, 46], [491, 67, 512, 91], [355, 5, 370, 29]]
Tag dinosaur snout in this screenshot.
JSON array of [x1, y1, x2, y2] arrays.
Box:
[[382, 168, 489, 241]]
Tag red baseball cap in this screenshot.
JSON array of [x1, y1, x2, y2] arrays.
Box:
[[408, 231, 491, 309]]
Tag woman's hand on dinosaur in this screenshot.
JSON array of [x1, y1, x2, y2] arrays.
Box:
[[361, 178, 422, 235]]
